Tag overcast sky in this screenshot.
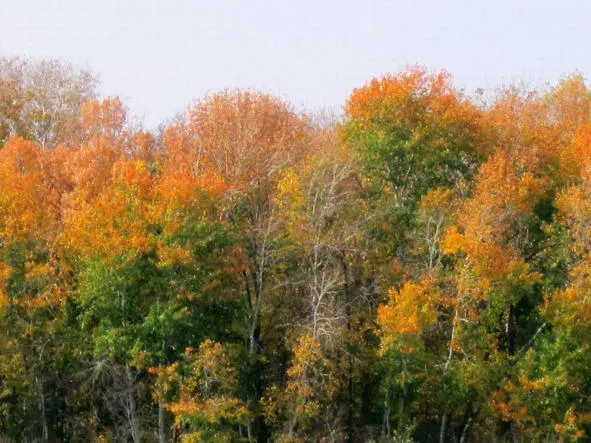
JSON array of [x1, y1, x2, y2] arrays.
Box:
[[1, 0, 590, 127]]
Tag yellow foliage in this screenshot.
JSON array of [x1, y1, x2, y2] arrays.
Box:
[[377, 278, 441, 352], [154, 340, 247, 437], [275, 167, 306, 236], [420, 187, 454, 210]]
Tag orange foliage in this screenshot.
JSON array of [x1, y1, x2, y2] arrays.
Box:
[[345, 66, 484, 152], [442, 151, 544, 295], [0, 137, 60, 246], [484, 74, 589, 174], [560, 124, 591, 183], [81, 97, 127, 145], [549, 166, 591, 330], [61, 160, 155, 260], [164, 90, 308, 189]]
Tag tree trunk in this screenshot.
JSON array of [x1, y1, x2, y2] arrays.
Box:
[[439, 413, 448, 443], [342, 258, 354, 443], [439, 308, 458, 443], [247, 419, 253, 443], [502, 306, 517, 442], [382, 391, 391, 438], [457, 400, 473, 443], [507, 305, 517, 356], [125, 365, 141, 443], [36, 376, 49, 441], [398, 382, 408, 430], [459, 417, 472, 443], [158, 401, 166, 443], [245, 266, 268, 442]]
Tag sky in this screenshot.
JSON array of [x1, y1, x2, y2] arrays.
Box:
[[1, 0, 590, 128]]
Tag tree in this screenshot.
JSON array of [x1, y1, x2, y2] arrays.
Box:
[[164, 90, 308, 441], [152, 340, 247, 442], [342, 67, 483, 221], [0, 57, 97, 148]]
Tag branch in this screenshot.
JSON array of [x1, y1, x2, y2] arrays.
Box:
[[515, 322, 548, 359]]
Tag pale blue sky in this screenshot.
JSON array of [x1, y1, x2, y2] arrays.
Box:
[[1, 0, 590, 127]]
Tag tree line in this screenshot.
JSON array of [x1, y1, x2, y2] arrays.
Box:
[[0, 56, 590, 442]]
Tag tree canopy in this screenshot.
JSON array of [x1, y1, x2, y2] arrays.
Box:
[[0, 57, 590, 442]]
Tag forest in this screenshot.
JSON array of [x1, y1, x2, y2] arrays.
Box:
[[0, 56, 590, 442]]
